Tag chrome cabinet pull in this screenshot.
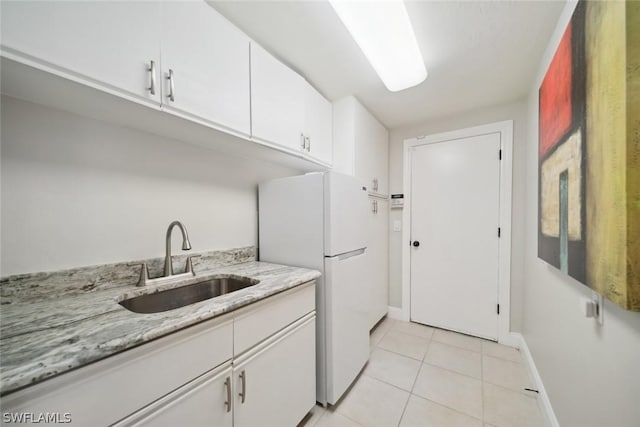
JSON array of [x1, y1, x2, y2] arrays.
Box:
[[239, 370, 246, 403], [305, 136, 311, 152], [148, 60, 156, 95], [373, 178, 379, 192], [224, 377, 231, 412], [167, 69, 175, 102], [300, 133, 306, 150]]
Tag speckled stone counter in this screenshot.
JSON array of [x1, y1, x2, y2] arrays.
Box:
[[0, 247, 320, 395]]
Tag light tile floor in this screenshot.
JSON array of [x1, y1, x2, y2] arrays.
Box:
[[300, 317, 547, 427]]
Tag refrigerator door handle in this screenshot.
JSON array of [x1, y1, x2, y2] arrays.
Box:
[[333, 248, 365, 261]]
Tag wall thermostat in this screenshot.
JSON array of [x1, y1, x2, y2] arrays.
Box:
[[390, 194, 404, 209]]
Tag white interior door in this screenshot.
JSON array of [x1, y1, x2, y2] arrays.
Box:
[[410, 132, 501, 340]]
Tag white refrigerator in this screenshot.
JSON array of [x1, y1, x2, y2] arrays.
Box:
[[258, 171, 370, 406]]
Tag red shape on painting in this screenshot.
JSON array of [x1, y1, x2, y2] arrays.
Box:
[[539, 21, 573, 157]]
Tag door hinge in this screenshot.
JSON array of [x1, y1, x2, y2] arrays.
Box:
[[497, 304, 500, 315], [498, 227, 501, 237], [499, 149, 502, 160]]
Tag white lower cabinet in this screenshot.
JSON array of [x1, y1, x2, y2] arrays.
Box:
[[234, 316, 316, 427], [1, 283, 316, 427], [118, 314, 316, 427], [118, 363, 233, 427]]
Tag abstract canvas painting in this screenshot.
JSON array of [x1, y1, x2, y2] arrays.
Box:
[[538, 0, 640, 311]]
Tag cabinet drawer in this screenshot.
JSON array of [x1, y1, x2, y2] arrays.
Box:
[[233, 282, 315, 356], [1, 316, 233, 427]]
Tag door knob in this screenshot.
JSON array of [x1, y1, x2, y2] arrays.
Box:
[[412, 241, 420, 247]]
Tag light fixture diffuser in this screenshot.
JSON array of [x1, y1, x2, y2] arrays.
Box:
[[329, 0, 427, 92]]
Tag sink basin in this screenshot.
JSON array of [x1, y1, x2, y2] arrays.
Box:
[[119, 276, 259, 314]]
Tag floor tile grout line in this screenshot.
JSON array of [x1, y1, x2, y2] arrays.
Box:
[[337, 411, 366, 427], [389, 324, 436, 340], [410, 357, 484, 422], [395, 389, 412, 427], [431, 336, 484, 354], [409, 347, 428, 395], [361, 372, 417, 395], [375, 339, 429, 362], [482, 354, 535, 396], [335, 374, 409, 427], [421, 359, 483, 382], [408, 393, 484, 424], [383, 328, 432, 343], [485, 380, 541, 400], [481, 342, 524, 363]]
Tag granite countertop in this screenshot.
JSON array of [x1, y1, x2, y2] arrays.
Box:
[[0, 250, 320, 395]]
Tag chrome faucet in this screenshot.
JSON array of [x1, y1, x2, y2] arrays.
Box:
[[164, 220, 192, 276], [136, 220, 195, 287]]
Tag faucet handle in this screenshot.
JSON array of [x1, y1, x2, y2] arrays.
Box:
[[185, 256, 195, 276], [136, 263, 150, 287]]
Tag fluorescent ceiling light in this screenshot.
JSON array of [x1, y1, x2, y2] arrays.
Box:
[[329, 0, 427, 92]]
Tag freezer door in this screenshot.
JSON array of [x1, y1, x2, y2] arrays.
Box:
[[324, 172, 368, 257], [324, 251, 369, 404]]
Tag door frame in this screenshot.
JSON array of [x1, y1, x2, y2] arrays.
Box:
[[401, 120, 514, 345]]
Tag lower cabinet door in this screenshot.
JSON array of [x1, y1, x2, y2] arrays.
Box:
[[116, 362, 233, 427], [233, 315, 316, 427], [368, 197, 389, 329]]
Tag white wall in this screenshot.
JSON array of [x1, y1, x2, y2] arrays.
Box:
[[0, 96, 300, 276], [388, 99, 528, 331], [522, 2, 640, 425]]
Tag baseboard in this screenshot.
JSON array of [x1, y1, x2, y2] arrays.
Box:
[[511, 332, 559, 427], [387, 306, 404, 320]]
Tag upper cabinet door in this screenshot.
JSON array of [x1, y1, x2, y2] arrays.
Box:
[[354, 103, 389, 196], [250, 43, 305, 152], [304, 83, 333, 165], [0, 1, 161, 105], [161, 1, 250, 136]]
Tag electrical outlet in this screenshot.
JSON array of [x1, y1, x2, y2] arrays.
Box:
[[592, 291, 604, 325]]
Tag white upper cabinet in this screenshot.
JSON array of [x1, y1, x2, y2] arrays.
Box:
[[161, 1, 250, 135], [0, 1, 162, 106], [250, 43, 305, 153], [1, 0, 332, 168], [304, 84, 333, 165], [333, 96, 389, 195], [354, 102, 389, 195]]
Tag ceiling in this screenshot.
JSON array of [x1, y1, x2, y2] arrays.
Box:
[[211, 1, 565, 129]]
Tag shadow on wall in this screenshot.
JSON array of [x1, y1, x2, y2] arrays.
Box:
[[0, 95, 299, 191]]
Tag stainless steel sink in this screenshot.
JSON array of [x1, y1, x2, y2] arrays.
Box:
[[119, 276, 259, 314]]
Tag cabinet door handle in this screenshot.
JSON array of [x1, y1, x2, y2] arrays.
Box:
[[239, 370, 246, 403], [224, 376, 231, 412], [300, 133, 306, 150], [167, 69, 175, 102], [148, 60, 156, 95], [373, 178, 379, 192], [305, 136, 311, 152]]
